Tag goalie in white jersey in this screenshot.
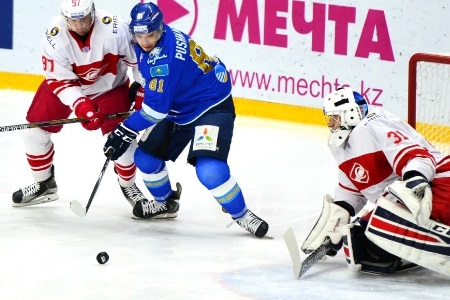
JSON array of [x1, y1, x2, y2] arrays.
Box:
[[12, 0, 147, 210], [302, 87, 450, 276]]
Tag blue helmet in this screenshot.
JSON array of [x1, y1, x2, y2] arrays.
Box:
[[352, 91, 369, 118], [129, 2, 164, 34]]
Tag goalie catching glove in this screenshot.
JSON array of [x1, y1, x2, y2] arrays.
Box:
[[103, 122, 137, 160], [301, 194, 351, 256], [386, 173, 432, 227]]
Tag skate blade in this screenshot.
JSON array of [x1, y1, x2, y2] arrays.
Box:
[[131, 212, 178, 220], [12, 194, 59, 207]]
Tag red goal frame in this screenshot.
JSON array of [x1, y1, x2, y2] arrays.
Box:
[[408, 52, 450, 129]]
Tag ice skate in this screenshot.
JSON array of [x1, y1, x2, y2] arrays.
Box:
[[120, 182, 147, 207], [12, 165, 58, 207], [132, 182, 181, 219], [233, 209, 269, 238]]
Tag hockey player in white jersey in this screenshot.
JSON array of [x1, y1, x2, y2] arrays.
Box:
[[301, 87, 450, 276], [12, 0, 147, 209]]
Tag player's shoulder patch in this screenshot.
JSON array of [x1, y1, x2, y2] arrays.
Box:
[[96, 10, 125, 35], [101, 16, 113, 25], [44, 16, 67, 49], [362, 112, 383, 126]]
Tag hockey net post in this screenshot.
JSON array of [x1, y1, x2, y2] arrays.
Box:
[[408, 53, 450, 154]]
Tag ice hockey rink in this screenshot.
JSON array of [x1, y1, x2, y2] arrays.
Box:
[[0, 89, 449, 300]]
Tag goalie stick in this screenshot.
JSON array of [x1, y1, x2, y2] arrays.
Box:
[[0, 112, 130, 132], [70, 150, 113, 218], [283, 227, 331, 279]]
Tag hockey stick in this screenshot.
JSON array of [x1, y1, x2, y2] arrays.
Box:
[[283, 227, 331, 279], [70, 150, 113, 218], [0, 112, 131, 132]]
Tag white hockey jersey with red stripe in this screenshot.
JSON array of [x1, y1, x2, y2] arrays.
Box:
[[41, 9, 138, 108], [331, 107, 450, 214]]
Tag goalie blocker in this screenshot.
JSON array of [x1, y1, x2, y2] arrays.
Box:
[[343, 196, 450, 276]]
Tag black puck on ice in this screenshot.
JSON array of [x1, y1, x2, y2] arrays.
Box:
[[96, 252, 109, 264]]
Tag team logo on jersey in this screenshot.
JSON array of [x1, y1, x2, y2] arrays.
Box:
[[193, 126, 219, 151], [150, 64, 169, 77], [78, 65, 108, 82], [350, 163, 369, 183], [50, 27, 59, 36], [147, 47, 167, 65], [102, 16, 112, 24], [81, 46, 90, 53], [214, 65, 228, 83]]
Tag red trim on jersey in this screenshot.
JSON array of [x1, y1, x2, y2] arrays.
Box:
[[47, 79, 81, 96], [338, 182, 361, 194], [68, 22, 95, 51], [436, 156, 450, 173], [123, 59, 138, 66], [393, 145, 435, 175], [72, 52, 123, 86], [339, 151, 392, 191]]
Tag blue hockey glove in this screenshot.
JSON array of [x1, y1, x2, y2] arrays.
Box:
[[103, 123, 137, 160]]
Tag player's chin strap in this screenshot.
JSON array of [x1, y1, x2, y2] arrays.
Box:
[[364, 196, 450, 276]]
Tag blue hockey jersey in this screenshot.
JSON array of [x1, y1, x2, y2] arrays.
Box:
[[124, 24, 232, 131]]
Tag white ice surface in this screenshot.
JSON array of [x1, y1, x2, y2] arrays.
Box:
[[0, 89, 449, 300]]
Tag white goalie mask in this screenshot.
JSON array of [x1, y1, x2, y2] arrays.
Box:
[[323, 87, 368, 147]]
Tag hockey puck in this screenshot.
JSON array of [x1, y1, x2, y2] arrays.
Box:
[[96, 252, 109, 264]]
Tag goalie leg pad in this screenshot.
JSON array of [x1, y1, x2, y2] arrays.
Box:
[[366, 196, 450, 276], [343, 219, 409, 275]]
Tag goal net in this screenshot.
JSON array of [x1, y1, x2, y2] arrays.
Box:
[[408, 53, 450, 155]]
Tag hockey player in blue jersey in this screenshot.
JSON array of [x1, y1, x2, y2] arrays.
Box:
[[103, 2, 269, 238]]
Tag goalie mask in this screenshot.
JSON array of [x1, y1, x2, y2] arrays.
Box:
[[323, 87, 368, 147]]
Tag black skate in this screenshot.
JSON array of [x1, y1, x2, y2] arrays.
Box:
[[120, 182, 147, 207], [132, 182, 181, 219], [233, 209, 269, 238], [12, 166, 58, 207]]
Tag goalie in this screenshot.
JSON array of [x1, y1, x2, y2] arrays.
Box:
[[301, 87, 450, 276]]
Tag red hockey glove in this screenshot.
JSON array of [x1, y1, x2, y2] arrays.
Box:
[[128, 81, 144, 110], [73, 97, 105, 131], [134, 86, 144, 110]]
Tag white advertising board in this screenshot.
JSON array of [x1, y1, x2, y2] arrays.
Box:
[[1, 0, 450, 119]]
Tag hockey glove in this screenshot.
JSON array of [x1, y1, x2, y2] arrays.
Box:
[[73, 97, 105, 131], [301, 194, 351, 256], [103, 122, 137, 160], [128, 81, 144, 110], [387, 175, 432, 226]]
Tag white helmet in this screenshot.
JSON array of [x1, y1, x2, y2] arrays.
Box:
[[323, 87, 368, 147], [61, 0, 94, 19]]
